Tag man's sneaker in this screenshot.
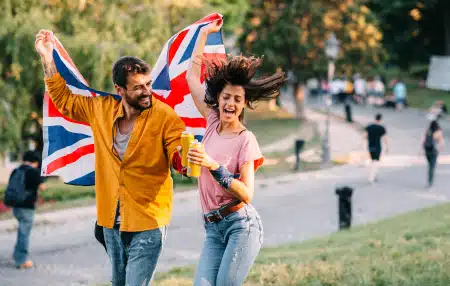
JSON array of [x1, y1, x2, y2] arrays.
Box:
[[16, 260, 33, 269]]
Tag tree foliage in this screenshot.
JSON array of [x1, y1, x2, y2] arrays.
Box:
[[238, 0, 386, 81], [368, 0, 450, 69], [0, 0, 247, 157]]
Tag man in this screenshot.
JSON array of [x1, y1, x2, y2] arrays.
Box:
[[353, 74, 367, 104], [35, 30, 185, 285], [6, 150, 46, 269], [363, 113, 388, 183], [393, 78, 407, 111]]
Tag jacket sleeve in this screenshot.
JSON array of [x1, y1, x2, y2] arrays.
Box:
[[44, 73, 95, 124], [163, 111, 185, 164]]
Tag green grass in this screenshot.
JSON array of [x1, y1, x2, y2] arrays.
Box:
[[406, 86, 450, 110], [154, 202, 450, 285], [0, 177, 94, 200], [245, 103, 301, 147], [0, 177, 95, 220]]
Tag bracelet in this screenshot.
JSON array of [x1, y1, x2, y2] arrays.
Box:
[[209, 165, 234, 189]]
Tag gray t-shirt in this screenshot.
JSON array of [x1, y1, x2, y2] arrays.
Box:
[[114, 125, 131, 160], [113, 125, 132, 226]]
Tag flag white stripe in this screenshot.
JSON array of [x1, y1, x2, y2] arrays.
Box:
[[55, 48, 88, 85], [174, 94, 204, 118], [67, 85, 94, 97], [185, 127, 205, 136], [45, 153, 95, 181], [41, 137, 94, 172], [204, 45, 225, 54], [44, 117, 93, 136]]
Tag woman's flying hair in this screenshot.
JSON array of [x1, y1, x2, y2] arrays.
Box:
[[204, 55, 287, 110]]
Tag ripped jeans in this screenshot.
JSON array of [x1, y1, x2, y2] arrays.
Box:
[[103, 226, 167, 286], [194, 204, 263, 286]]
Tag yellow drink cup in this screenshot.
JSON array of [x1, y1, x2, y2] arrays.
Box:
[[187, 140, 202, 178], [181, 131, 194, 167]]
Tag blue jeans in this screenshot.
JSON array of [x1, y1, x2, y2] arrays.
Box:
[[194, 204, 263, 286], [426, 151, 438, 186], [12, 207, 35, 266], [103, 226, 167, 286]]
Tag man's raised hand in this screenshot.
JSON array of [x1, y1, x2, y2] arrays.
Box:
[[35, 30, 57, 78], [35, 30, 55, 62]]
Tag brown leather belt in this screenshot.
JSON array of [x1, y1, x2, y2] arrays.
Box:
[[203, 201, 244, 223]]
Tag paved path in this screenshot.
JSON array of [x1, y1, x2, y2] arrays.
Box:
[[1, 96, 450, 285]]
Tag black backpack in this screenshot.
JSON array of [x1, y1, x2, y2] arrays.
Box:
[[423, 131, 436, 151], [4, 166, 32, 207]]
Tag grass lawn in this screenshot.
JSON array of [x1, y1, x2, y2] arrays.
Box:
[[154, 202, 450, 285], [406, 86, 450, 110]]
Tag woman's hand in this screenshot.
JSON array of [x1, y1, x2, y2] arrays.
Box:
[[187, 146, 219, 170], [201, 19, 223, 36]]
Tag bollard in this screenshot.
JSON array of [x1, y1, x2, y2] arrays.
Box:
[[335, 186, 353, 230], [294, 139, 305, 171]]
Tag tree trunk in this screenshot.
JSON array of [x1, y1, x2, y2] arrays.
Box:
[[292, 82, 305, 119]]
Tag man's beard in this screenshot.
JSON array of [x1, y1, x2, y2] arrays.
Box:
[[123, 92, 152, 111]]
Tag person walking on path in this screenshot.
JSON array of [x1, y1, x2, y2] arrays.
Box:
[[392, 78, 407, 111], [35, 30, 185, 285], [422, 120, 445, 188], [363, 113, 388, 183], [186, 20, 286, 285], [5, 151, 46, 269]]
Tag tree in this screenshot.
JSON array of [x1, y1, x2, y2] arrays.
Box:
[[238, 0, 385, 118], [368, 0, 450, 70]]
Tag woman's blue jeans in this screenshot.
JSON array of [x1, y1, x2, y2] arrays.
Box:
[[194, 204, 263, 286]]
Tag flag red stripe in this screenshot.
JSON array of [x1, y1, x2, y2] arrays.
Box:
[[46, 144, 95, 175], [180, 117, 206, 128], [163, 71, 190, 109], [47, 93, 90, 126], [169, 30, 189, 65], [194, 13, 222, 24]]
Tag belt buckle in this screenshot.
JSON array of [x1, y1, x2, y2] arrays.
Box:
[[205, 210, 222, 223]]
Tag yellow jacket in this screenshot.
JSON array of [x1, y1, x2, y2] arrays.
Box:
[[45, 73, 185, 231]]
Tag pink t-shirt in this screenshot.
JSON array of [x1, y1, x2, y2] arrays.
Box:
[[198, 111, 264, 213]]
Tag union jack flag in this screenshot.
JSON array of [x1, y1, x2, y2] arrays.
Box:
[[41, 13, 225, 186]]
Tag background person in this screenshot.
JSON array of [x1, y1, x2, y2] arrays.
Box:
[[422, 120, 445, 188], [363, 113, 388, 183]]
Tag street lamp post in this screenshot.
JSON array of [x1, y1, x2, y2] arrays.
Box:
[[322, 32, 340, 165]]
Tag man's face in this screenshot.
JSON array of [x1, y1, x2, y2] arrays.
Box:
[[116, 73, 152, 111]]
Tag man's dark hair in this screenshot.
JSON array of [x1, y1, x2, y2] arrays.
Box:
[[23, 150, 41, 164], [375, 113, 382, 121], [112, 56, 151, 89], [204, 55, 287, 119], [429, 120, 441, 133]]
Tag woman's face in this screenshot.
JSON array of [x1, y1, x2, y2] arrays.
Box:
[[218, 84, 246, 124]]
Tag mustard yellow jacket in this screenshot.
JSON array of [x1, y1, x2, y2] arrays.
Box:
[[45, 73, 184, 231]]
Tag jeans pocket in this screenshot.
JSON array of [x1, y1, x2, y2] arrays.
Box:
[[222, 207, 247, 222]]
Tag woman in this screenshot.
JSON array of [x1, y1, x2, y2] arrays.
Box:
[[186, 20, 286, 285], [422, 120, 444, 188]]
